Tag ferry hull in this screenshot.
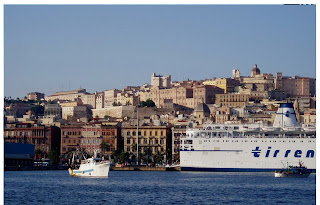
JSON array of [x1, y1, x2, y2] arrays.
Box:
[[180, 138, 316, 172], [181, 167, 316, 173]]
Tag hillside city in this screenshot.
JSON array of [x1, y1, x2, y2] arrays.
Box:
[[4, 64, 316, 167]]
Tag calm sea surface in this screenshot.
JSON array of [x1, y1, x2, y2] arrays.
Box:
[[4, 170, 316, 205]]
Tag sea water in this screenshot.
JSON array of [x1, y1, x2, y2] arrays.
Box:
[[4, 171, 316, 205]]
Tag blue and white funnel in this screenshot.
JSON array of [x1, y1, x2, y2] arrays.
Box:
[[273, 103, 299, 128]]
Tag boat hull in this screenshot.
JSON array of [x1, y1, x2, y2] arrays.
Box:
[[274, 172, 311, 178], [68, 162, 110, 177], [180, 138, 316, 172]]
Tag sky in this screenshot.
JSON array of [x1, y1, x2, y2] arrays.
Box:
[[3, 4, 316, 98]]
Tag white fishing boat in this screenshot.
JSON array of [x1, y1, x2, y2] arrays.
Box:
[[68, 151, 110, 177]]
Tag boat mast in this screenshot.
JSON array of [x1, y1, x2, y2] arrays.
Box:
[[136, 92, 139, 165]]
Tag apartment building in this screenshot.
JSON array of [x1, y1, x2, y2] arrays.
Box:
[[27, 92, 45, 101], [4, 123, 61, 155], [60, 100, 87, 120], [215, 93, 249, 107], [60, 124, 83, 154], [282, 76, 316, 97], [171, 121, 189, 161], [104, 89, 122, 107], [116, 92, 138, 106], [95, 92, 105, 109], [122, 125, 172, 162], [44, 104, 62, 118], [60, 122, 121, 156], [79, 123, 121, 156], [81, 93, 96, 109]]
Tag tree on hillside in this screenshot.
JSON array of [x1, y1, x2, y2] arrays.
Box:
[[145, 99, 156, 107], [138, 99, 156, 107], [31, 105, 44, 116]]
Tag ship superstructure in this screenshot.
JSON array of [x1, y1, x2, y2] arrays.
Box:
[[180, 103, 316, 172]]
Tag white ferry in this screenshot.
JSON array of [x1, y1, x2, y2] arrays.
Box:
[[180, 103, 316, 172]]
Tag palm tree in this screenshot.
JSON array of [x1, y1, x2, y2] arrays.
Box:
[[100, 141, 110, 154], [131, 143, 137, 152]]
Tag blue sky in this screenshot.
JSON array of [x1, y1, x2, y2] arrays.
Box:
[[4, 5, 316, 98]]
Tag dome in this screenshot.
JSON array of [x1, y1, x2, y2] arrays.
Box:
[[194, 103, 210, 114], [252, 64, 260, 74], [251, 64, 261, 77]]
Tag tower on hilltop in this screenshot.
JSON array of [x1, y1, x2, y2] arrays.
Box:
[[151, 73, 172, 88]]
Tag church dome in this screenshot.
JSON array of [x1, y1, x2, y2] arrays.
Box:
[[251, 64, 261, 77], [194, 103, 210, 114]]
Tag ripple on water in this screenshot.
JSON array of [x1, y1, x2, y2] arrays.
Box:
[[4, 171, 316, 205]]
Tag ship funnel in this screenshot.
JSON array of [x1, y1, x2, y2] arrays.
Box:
[[273, 103, 299, 127]]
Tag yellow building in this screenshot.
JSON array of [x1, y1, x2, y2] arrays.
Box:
[[215, 93, 249, 107], [122, 125, 171, 160], [203, 78, 239, 93]]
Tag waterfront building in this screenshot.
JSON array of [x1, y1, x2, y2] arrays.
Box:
[[122, 125, 172, 162], [4, 143, 35, 167], [27, 92, 45, 101], [80, 124, 104, 155], [60, 124, 83, 154], [171, 121, 189, 161], [4, 123, 61, 156], [100, 122, 122, 157]]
